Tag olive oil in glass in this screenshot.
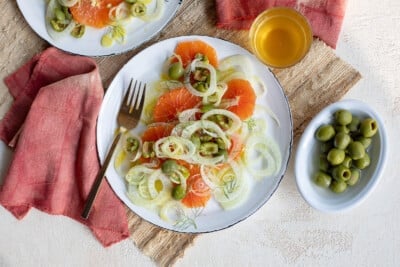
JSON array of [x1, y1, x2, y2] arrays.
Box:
[[249, 7, 312, 68]]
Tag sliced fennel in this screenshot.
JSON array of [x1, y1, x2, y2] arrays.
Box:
[[126, 169, 172, 208], [154, 136, 196, 160], [201, 162, 249, 210], [243, 134, 282, 179]]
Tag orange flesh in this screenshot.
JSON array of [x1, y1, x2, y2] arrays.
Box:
[[174, 40, 219, 68], [222, 79, 256, 120], [152, 88, 201, 123], [141, 123, 175, 142], [181, 173, 211, 208], [69, 0, 123, 28]]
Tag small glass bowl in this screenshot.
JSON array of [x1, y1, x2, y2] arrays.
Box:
[[249, 7, 313, 68]]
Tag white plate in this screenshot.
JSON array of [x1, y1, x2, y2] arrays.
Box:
[[96, 36, 293, 232], [16, 0, 182, 56]]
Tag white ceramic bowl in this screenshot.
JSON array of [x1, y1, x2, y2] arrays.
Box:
[[295, 99, 388, 212]]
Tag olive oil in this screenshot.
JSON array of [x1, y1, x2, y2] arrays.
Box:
[[250, 7, 312, 68]]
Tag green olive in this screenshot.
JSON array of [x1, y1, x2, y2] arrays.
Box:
[[341, 156, 352, 168], [194, 82, 208, 92], [316, 124, 335, 141], [319, 154, 330, 172], [70, 24, 85, 38], [172, 185, 186, 200], [335, 109, 352, 126], [50, 19, 67, 32], [320, 142, 333, 153], [54, 7, 66, 21], [168, 62, 184, 80], [161, 159, 179, 174], [330, 180, 347, 193], [355, 136, 372, 149], [327, 148, 345, 165], [347, 141, 365, 160], [314, 171, 332, 188], [332, 165, 351, 181], [348, 116, 360, 132], [347, 168, 360, 186], [354, 153, 371, 169], [334, 125, 350, 134], [360, 118, 378, 138], [199, 142, 219, 156], [334, 132, 351, 149]]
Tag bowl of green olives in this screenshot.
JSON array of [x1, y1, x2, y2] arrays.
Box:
[[295, 99, 388, 212]]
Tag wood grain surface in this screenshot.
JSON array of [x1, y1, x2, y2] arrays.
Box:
[[0, 0, 361, 266]]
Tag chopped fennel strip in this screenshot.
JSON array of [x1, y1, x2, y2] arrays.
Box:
[[127, 169, 172, 207], [255, 105, 281, 127], [140, 0, 165, 22], [219, 55, 255, 74], [154, 136, 196, 160], [203, 82, 228, 106], [109, 2, 131, 23], [125, 165, 154, 185], [58, 0, 78, 7], [243, 134, 282, 179], [184, 59, 217, 97], [218, 54, 267, 97], [201, 162, 249, 210], [201, 109, 242, 135], [178, 108, 201, 122], [159, 200, 185, 223]]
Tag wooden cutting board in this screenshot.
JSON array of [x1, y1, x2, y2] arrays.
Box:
[[0, 0, 360, 266]]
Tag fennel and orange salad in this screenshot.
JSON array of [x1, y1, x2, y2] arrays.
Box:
[[45, 0, 165, 47], [114, 40, 282, 229]]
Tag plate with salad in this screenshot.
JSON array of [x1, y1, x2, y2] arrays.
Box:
[[16, 0, 181, 56], [97, 36, 293, 232]]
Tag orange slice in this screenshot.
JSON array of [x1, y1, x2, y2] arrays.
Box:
[[222, 79, 256, 120], [141, 123, 175, 142], [174, 40, 219, 68], [70, 0, 123, 28], [153, 88, 201, 123], [181, 173, 211, 208]]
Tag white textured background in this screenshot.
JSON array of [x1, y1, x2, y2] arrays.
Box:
[[1, 0, 400, 266]]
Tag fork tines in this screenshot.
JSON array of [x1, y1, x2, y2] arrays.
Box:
[[123, 79, 146, 114]]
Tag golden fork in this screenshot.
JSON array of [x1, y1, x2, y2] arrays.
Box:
[[81, 79, 146, 219]]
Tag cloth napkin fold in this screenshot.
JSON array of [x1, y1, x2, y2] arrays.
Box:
[[215, 0, 348, 48], [0, 47, 129, 247]]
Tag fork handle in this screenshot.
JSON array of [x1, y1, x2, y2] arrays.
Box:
[[81, 132, 122, 219]]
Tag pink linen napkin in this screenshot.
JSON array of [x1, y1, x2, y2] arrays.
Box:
[[0, 47, 129, 247], [215, 0, 348, 48]]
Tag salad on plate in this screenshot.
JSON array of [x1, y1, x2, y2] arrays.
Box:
[[45, 0, 165, 47], [113, 39, 283, 230]]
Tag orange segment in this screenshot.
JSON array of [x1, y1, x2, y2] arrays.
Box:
[[141, 123, 175, 142], [70, 0, 123, 28], [222, 79, 256, 120], [174, 40, 219, 68], [181, 173, 211, 208], [153, 88, 201, 123]]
